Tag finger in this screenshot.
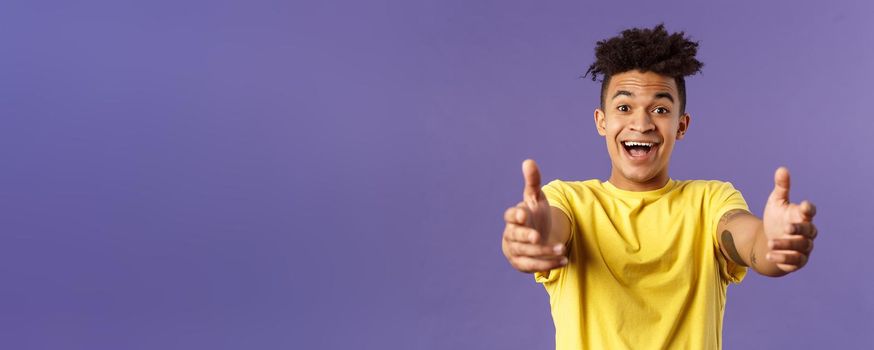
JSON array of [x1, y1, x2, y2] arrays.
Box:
[[508, 241, 566, 258], [768, 166, 791, 205], [789, 202, 815, 223], [511, 255, 568, 273], [522, 159, 543, 204], [777, 263, 801, 273], [505, 224, 540, 244], [504, 205, 527, 225], [800, 200, 817, 220], [768, 236, 812, 252], [515, 202, 530, 224], [785, 222, 817, 239], [766, 251, 808, 266]]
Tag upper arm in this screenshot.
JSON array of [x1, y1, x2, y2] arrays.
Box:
[[716, 209, 760, 267]]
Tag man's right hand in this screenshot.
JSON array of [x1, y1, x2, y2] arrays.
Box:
[[502, 159, 569, 273]]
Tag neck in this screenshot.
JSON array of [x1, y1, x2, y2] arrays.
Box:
[[608, 170, 671, 192]]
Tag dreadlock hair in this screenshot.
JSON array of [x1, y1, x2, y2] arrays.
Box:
[[585, 24, 703, 114]]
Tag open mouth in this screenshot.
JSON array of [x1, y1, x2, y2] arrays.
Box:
[[622, 141, 658, 159]]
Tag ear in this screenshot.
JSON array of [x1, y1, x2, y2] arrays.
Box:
[[676, 113, 691, 140], [594, 108, 607, 136]]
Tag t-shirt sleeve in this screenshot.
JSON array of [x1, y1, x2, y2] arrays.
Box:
[[534, 180, 575, 284], [710, 181, 750, 284]]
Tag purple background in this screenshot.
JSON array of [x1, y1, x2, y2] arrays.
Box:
[[2, 0, 872, 349]]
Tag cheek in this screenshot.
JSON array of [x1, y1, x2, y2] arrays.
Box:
[[659, 117, 680, 134], [605, 120, 624, 136], [657, 121, 680, 139]]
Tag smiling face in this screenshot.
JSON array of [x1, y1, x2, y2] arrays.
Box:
[[594, 70, 691, 191]]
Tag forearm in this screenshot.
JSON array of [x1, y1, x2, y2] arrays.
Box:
[[545, 207, 572, 247], [719, 212, 787, 277], [748, 223, 787, 277]]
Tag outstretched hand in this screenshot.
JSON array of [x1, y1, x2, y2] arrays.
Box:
[[502, 159, 567, 273], [762, 167, 818, 273]]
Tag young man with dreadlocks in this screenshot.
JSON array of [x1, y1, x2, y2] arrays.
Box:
[[500, 24, 819, 349]]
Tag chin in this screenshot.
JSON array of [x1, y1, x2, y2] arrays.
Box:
[[623, 171, 655, 184], [620, 166, 661, 184]]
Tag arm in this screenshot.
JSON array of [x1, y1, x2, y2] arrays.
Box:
[[717, 167, 818, 277], [501, 159, 572, 273], [718, 209, 787, 277]]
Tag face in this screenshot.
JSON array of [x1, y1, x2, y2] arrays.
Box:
[[594, 70, 690, 191]]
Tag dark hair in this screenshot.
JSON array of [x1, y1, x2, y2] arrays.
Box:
[[585, 24, 703, 114]]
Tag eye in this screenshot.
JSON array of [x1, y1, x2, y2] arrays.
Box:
[[653, 107, 670, 114], [617, 105, 630, 112]]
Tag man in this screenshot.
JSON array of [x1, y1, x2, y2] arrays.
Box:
[[500, 25, 818, 349]]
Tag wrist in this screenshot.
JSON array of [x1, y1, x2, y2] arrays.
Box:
[[753, 229, 788, 277]]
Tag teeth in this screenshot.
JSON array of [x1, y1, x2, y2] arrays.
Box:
[[623, 141, 655, 147]]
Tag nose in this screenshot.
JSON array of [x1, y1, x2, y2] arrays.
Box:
[[629, 110, 656, 133]]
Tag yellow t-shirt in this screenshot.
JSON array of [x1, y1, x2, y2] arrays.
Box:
[[535, 179, 749, 350]]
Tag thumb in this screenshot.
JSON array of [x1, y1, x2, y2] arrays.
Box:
[[522, 159, 542, 203], [769, 166, 791, 205]]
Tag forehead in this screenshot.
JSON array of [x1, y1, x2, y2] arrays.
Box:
[[607, 70, 678, 98]]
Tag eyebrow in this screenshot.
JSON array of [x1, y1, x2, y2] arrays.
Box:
[[655, 92, 675, 103], [611, 90, 675, 103], [611, 90, 633, 100]]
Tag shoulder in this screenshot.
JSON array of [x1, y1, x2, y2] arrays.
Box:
[[668, 180, 747, 210], [673, 179, 740, 195], [674, 180, 749, 216], [544, 179, 603, 193]]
